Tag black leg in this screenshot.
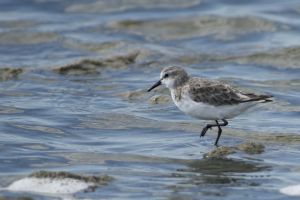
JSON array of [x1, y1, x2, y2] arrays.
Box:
[[214, 119, 228, 146], [215, 121, 222, 147], [200, 120, 220, 137]]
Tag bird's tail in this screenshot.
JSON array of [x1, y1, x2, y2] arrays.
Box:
[[242, 93, 273, 103]]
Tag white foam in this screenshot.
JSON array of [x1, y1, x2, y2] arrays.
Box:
[[280, 184, 300, 196], [7, 177, 91, 195]]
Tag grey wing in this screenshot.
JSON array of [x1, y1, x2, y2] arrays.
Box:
[[187, 79, 246, 106]]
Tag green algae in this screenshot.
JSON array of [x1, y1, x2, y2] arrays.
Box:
[[0, 197, 34, 200], [184, 157, 267, 174], [148, 94, 172, 104], [236, 142, 265, 154], [203, 142, 265, 159], [203, 146, 236, 159], [120, 89, 146, 101], [225, 46, 300, 69], [0, 68, 23, 81], [0, 32, 59, 45], [54, 52, 139, 75]]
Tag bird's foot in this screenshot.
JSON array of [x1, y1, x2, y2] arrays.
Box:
[[200, 126, 210, 137], [214, 143, 220, 147]]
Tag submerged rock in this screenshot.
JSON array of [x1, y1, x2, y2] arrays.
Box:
[[7, 171, 113, 195], [0, 68, 23, 81], [54, 59, 101, 75], [271, 135, 300, 143], [236, 142, 265, 154], [0, 32, 59, 45], [227, 46, 300, 69], [119, 89, 171, 103], [148, 95, 172, 104], [54, 52, 139, 75], [0, 197, 33, 200], [0, 20, 37, 29], [203, 142, 265, 159], [185, 156, 266, 175], [203, 146, 235, 159], [120, 89, 146, 101]]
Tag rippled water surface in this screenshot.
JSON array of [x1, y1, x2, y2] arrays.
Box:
[[0, 0, 300, 199]]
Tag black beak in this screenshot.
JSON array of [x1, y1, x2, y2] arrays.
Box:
[[147, 80, 161, 92]]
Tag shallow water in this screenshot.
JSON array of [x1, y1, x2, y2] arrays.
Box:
[[0, 0, 300, 199]]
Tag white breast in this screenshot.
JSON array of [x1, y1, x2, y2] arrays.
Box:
[[170, 89, 256, 120]]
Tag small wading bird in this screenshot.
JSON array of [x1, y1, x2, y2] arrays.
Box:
[[147, 66, 273, 146]]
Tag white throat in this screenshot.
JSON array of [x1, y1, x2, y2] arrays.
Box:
[[161, 78, 176, 89]]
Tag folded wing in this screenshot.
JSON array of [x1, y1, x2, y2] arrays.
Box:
[[187, 78, 272, 106]]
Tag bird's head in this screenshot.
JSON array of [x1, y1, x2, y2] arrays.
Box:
[[147, 66, 189, 91]]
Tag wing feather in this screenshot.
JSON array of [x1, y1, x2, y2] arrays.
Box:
[[187, 78, 250, 106]]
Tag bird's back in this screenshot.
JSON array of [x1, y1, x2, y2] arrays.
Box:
[[184, 77, 272, 106]]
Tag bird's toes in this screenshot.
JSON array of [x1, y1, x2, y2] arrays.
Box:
[[200, 129, 207, 137]]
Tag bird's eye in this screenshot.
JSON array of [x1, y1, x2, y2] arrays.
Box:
[[164, 74, 169, 78]]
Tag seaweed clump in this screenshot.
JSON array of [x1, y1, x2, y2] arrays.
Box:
[[54, 52, 139, 75], [120, 89, 146, 101], [0, 197, 33, 200], [203, 146, 236, 159], [0, 68, 23, 81], [203, 142, 265, 159], [236, 142, 265, 154], [148, 95, 171, 104]]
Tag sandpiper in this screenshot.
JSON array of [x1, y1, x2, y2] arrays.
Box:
[[147, 66, 273, 146]]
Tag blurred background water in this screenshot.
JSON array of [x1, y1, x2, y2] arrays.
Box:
[[0, 0, 300, 199]]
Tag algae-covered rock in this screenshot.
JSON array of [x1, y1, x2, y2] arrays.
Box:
[[54, 52, 139, 75], [0, 32, 59, 45], [186, 157, 266, 174], [120, 89, 146, 101], [0, 68, 23, 81], [203, 146, 235, 159], [229, 46, 300, 69], [0, 197, 34, 200], [53, 60, 101, 75], [203, 142, 265, 159], [119, 89, 171, 103], [236, 142, 265, 154], [272, 135, 300, 143], [148, 94, 171, 104]]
